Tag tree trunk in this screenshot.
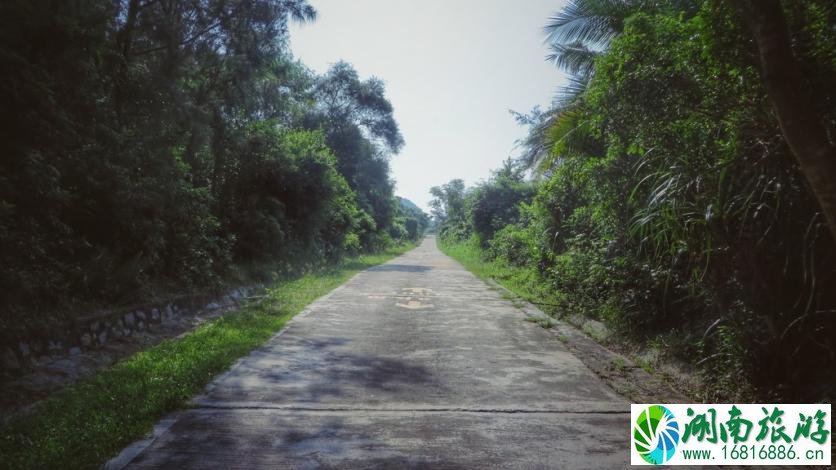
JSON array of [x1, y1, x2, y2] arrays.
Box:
[[114, 0, 141, 121], [117, 0, 141, 59], [729, 0, 836, 242], [210, 107, 226, 199]]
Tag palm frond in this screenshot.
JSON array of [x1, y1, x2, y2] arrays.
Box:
[[511, 106, 561, 172], [512, 70, 597, 174], [539, 107, 604, 173], [554, 74, 591, 108], [544, 0, 642, 47], [546, 41, 599, 76], [281, 0, 317, 23]]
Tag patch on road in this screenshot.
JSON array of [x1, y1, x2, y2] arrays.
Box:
[[395, 287, 434, 310]]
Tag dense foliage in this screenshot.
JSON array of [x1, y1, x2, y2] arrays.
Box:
[[434, 0, 835, 401], [0, 0, 427, 334]]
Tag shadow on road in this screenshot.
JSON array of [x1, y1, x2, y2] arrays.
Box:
[[206, 336, 440, 404], [368, 264, 432, 273]]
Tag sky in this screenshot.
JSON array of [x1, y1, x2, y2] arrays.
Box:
[[290, 0, 568, 212]]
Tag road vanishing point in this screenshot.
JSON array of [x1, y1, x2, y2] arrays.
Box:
[[112, 236, 630, 469]]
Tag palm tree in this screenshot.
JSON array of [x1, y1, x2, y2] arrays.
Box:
[[543, 0, 652, 89], [544, 0, 636, 77], [544, 0, 701, 79], [516, 1, 670, 173]]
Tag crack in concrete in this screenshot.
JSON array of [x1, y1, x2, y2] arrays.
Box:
[[188, 403, 631, 414]]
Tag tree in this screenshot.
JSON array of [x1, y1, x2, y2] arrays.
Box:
[[0, 0, 405, 331], [429, 180, 466, 222], [307, 62, 405, 248], [312, 61, 404, 153], [518, 0, 697, 174], [469, 159, 535, 244], [429, 179, 470, 240], [514, 0, 635, 173], [728, 0, 836, 240]]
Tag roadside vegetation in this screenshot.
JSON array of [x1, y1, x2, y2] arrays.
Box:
[[0, 0, 428, 340], [0, 244, 413, 470], [0, 2, 430, 465], [432, 0, 835, 402]]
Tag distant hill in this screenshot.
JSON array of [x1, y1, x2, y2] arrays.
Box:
[[397, 197, 427, 217], [394, 197, 431, 238]]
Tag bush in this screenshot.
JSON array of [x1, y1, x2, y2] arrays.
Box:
[[487, 224, 535, 267], [469, 160, 535, 245]]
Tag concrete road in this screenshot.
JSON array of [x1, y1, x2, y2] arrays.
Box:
[[120, 237, 630, 468]]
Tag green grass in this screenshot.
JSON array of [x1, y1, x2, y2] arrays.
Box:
[[525, 316, 558, 329], [437, 237, 560, 316], [439, 237, 713, 400], [634, 356, 653, 374], [0, 244, 414, 470], [611, 357, 629, 373]]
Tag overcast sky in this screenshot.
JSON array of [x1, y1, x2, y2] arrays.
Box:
[[290, 0, 568, 212]]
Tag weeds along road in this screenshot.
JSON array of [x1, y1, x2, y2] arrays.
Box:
[[111, 236, 630, 469]]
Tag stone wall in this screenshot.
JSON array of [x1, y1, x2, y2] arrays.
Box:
[[1, 285, 260, 374]]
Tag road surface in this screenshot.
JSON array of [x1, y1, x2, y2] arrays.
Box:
[[116, 236, 630, 468]]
